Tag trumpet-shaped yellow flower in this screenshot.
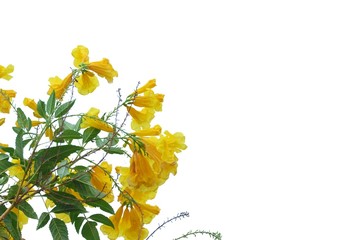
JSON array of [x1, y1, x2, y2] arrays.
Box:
[[72, 45, 118, 83], [72, 45, 89, 67], [0, 89, 16, 113], [47, 73, 73, 99], [74, 71, 99, 95], [134, 79, 156, 94], [23, 98, 41, 118], [0, 118, 4, 126], [0, 64, 14, 80], [81, 107, 114, 132], [127, 106, 155, 131], [156, 131, 187, 163], [90, 161, 114, 203], [100, 204, 152, 240], [127, 152, 159, 191], [88, 58, 118, 83], [133, 90, 164, 111], [131, 124, 162, 137]]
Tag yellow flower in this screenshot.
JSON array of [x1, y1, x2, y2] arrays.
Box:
[[126, 152, 159, 191], [47, 73, 73, 99], [131, 124, 162, 137], [45, 126, 54, 140], [88, 58, 118, 83], [0, 64, 14, 80], [90, 161, 114, 203], [100, 204, 151, 240], [72, 45, 118, 82], [55, 213, 71, 223], [156, 131, 187, 163], [0, 89, 16, 113], [127, 106, 155, 131], [11, 208, 28, 230], [81, 107, 113, 132], [72, 45, 89, 67], [8, 159, 25, 180], [74, 71, 99, 95], [133, 90, 164, 111], [134, 79, 156, 94], [23, 98, 41, 118], [0, 118, 5, 126], [15, 120, 43, 127]]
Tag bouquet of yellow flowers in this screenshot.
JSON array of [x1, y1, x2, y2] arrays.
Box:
[[0, 45, 219, 240]]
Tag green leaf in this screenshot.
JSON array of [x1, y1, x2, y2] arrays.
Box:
[[51, 204, 86, 214], [89, 214, 114, 228], [47, 90, 56, 115], [49, 218, 69, 240], [7, 185, 19, 200], [16, 108, 27, 129], [0, 146, 15, 157], [0, 154, 9, 161], [55, 130, 82, 141], [55, 100, 75, 118], [37, 100, 47, 118], [15, 132, 24, 160], [18, 200, 38, 219], [0, 173, 9, 185], [37, 212, 50, 230], [57, 159, 70, 178], [4, 211, 21, 240], [81, 221, 100, 240], [74, 217, 85, 233], [83, 127, 100, 144], [46, 190, 86, 213], [103, 147, 125, 155], [84, 198, 114, 214], [34, 145, 82, 174], [0, 157, 14, 175]]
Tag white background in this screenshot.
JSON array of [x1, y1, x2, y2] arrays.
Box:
[[1, 1, 360, 239]]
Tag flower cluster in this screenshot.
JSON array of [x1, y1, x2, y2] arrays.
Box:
[[0, 46, 187, 240]]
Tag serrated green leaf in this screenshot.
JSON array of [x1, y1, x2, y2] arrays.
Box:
[[37, 212, 50, 230], [16, 108, 27, 129], [47, 91, 56, 115], [18, 200, 38, 219], [74, 217, 85, 233], [55, 100, 75, 118], [83, 127, 100, 144], [84, 198, 114, 214], [89, 214, 114, 228], [51, 204, 86, 214], [46, 190, 86, 213], [37, 100, 47, 119], [49, 218, 69, 240], [26, 117, 32, 131], [4, 211, 21, 240], [81, 221, 100, 240], [34, 145, 82, 175]]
